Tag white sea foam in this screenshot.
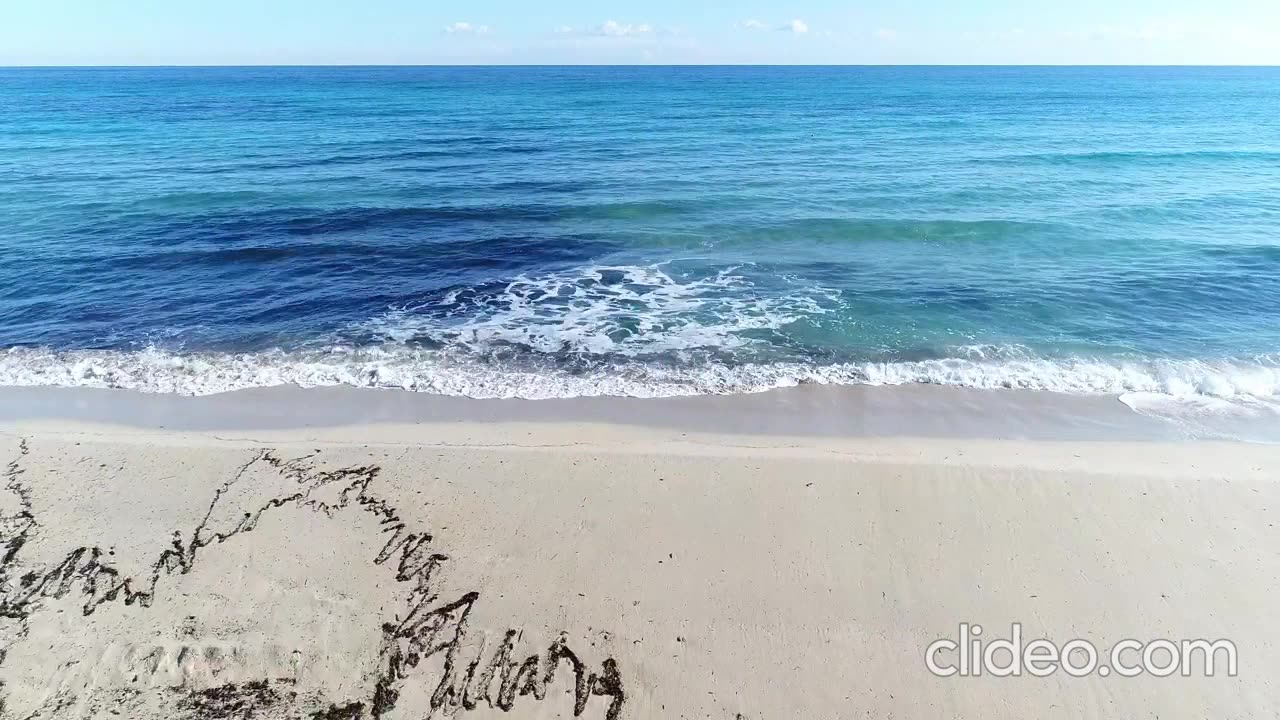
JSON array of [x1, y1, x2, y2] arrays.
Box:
[[362, 263, 839, 358], [3, 344, 1280, 413]]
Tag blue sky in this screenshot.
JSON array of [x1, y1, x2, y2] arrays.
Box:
[[3, 0, 1279, 65]]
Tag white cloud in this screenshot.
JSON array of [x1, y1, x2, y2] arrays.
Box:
[[739, 18, 812, 34], [556, 25, 574, 34], [1073, 21, 1191, 43], [1137, 21, 1189, 42], [875, 28, 897, 40], [444, 22, 490, 35], [1208, 22, 1280, 49], [598, 20, 653, 37]]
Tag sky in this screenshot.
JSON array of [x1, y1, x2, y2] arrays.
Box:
[[2, 0, 1279, 65]]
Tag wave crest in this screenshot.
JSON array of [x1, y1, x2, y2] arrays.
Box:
[[4, 345, 1280, 410], [363, 264, 841, 359]]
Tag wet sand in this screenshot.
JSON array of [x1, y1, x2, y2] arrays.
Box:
[[0, 383, 1188, 440]]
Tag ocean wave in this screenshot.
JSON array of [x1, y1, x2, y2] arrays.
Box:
[[982, 148, 1280, 166], [4, 266, 1279, 407], [362, 263, 842, 359], [3, 345, 1280, 409]]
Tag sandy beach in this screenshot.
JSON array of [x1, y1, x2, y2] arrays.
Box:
[[0, 386, 1275, 719]]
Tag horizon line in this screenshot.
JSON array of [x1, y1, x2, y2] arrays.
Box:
[[3, 63, 1279, 69]]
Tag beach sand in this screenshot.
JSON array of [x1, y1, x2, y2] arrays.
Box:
[[1, 387, 1277, 719]]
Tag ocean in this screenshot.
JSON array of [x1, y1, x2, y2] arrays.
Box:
[[3, 66, 1280, 431]]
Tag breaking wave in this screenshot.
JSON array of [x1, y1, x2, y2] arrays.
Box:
[[4, 344, 1280, 409], [359, 263, 841, 359]]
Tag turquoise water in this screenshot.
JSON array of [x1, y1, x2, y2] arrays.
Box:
[[3, 67, 1280, 423]]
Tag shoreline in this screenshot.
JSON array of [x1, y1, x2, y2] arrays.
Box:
[[0, 382, 1203, 442]]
